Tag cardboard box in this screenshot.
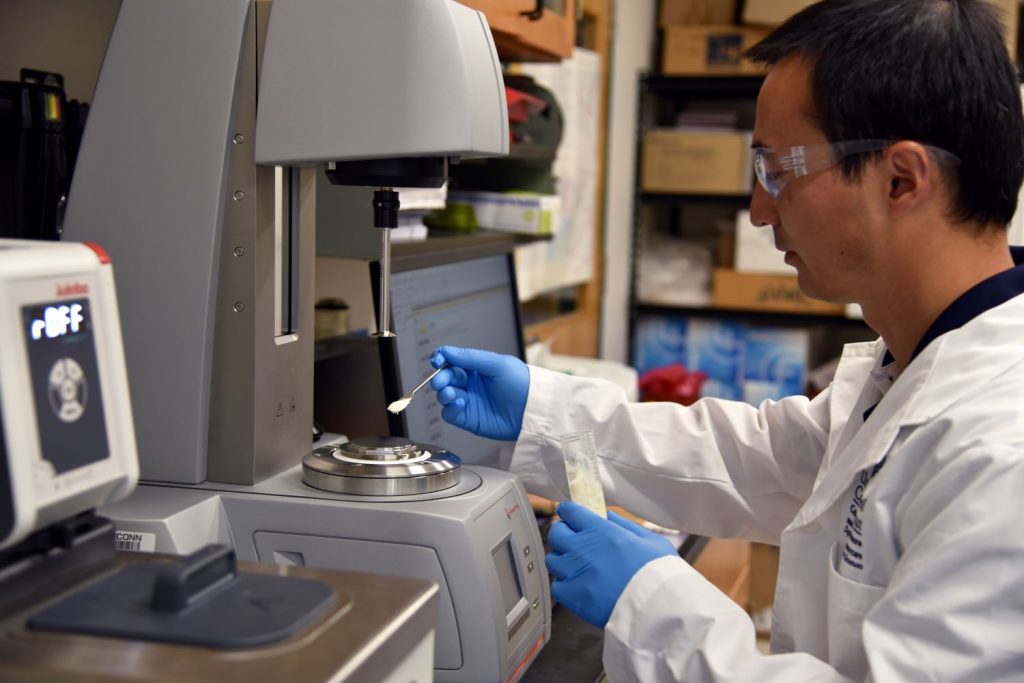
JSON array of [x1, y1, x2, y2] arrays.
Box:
[[990, 0, 1019, 56], [741, 0, 815, 26], [741, 0, 1016, 56], [711, 268, 845, 315], [662, 25, 769, 76], [660, 0, 737, 26], [642, 129, 753, 194], [748, 542, 780, 629], [734, 210, 795, 275]]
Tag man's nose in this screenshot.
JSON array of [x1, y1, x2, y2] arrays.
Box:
[[749, 182, 779, 229]]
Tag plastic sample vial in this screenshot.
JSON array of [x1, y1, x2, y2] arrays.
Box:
[[559, 431, 607, 518]]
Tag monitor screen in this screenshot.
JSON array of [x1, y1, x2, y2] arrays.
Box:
[[382, 247, 524, 468]]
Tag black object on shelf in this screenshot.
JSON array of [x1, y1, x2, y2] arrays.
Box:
[[449, 74, 562, 194], [0, 69, 72, 241], [425, 225, 554, 244], [505, 142, 559, 163], [640, 191, 753, 207], [634, 302, 865, 328], [641, 74, 765, 97]]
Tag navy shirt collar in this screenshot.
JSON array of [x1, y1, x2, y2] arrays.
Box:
[[881, 246, 1024, 367]]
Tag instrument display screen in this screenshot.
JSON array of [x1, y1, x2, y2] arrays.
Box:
[[21, 298, 110, 474], [492, 538, 525, 616]]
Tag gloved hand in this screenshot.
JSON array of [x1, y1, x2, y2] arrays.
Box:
[[546, 501, 678, 629], [429, 346, 530, 441]]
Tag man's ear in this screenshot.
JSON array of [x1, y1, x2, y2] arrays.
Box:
[[884, 141, 935, 216]]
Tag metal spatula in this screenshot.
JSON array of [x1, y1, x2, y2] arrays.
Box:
[[387, 364, 447, 414]]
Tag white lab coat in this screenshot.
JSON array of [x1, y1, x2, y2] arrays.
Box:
[[510, 294, 1024, 681]]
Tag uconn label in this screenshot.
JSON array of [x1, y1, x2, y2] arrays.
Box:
[[114, 530, 156, 553], [841, 457, 887, 571]]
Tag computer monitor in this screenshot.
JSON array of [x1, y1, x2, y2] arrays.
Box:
[[372, 238, 525, 469]]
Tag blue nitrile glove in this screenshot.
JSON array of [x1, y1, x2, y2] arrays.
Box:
[[430, 345, 530, 441], [545, 501, 678, 629]]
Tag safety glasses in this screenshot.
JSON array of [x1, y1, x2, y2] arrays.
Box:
[[752, 139, 961, 198]]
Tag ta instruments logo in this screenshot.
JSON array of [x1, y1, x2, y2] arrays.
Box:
[[57, 282, 89, 297], [505, 503, 521, 520]]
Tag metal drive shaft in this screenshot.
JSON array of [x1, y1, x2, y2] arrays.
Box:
[[373, 188, 399, 337]]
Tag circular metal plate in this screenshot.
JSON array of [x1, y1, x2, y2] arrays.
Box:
[[340, 436, 421, 462], [302, 438, 461, 496]]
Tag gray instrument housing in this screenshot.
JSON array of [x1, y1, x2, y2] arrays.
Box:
[[101, 464, 552, 683]]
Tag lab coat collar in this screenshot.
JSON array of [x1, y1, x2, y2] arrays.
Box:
[[907, 248, 1024, 360], [898, 290, 1024, 424], [895, 249, 1024, 425], [793, 290, 1024, 527], [881, 246, 1024, 366], [809, 339, 890, 497]]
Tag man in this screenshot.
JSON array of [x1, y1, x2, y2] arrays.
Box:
[[431, 0, 1024, 679]]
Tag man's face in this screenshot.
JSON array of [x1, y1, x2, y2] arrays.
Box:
[[749, 56, 885, 304]]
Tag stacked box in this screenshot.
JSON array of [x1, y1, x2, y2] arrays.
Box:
[[660, 0, 739, 27], [431, 191, 560, 236], [740, 0, 816, 26], [749, 542, 780, 633], [633, 315, 809, 404], [659, 0, 767, 76], [734, 210, 794, 275], [742, 326, 807, 403], [633, 316, 690, 374], [662, 25, 769, 76], [642, 130, 753, 194], [688, 319, 744, 400], [711, 268, 846, 315]]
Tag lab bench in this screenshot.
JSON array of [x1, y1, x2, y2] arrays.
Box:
[[522, 604, 606, 682], [522, 534, 709, 682]]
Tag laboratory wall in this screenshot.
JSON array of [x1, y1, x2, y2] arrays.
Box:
[[0, 0, 120, 102]]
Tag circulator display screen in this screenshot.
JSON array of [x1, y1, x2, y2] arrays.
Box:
[[22, 298, 109, 474]]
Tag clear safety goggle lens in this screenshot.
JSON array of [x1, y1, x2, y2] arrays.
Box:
[[753, 140, 960, 198]]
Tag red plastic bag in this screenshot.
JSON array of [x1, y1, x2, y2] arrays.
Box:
[[639, 363, 708, 406]]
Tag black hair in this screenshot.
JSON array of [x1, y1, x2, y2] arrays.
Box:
[[747, 0, 1024, 229]]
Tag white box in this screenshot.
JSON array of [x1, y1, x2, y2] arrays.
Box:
[[444, 191, 560, 236], [733, 210, 795, 275]]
